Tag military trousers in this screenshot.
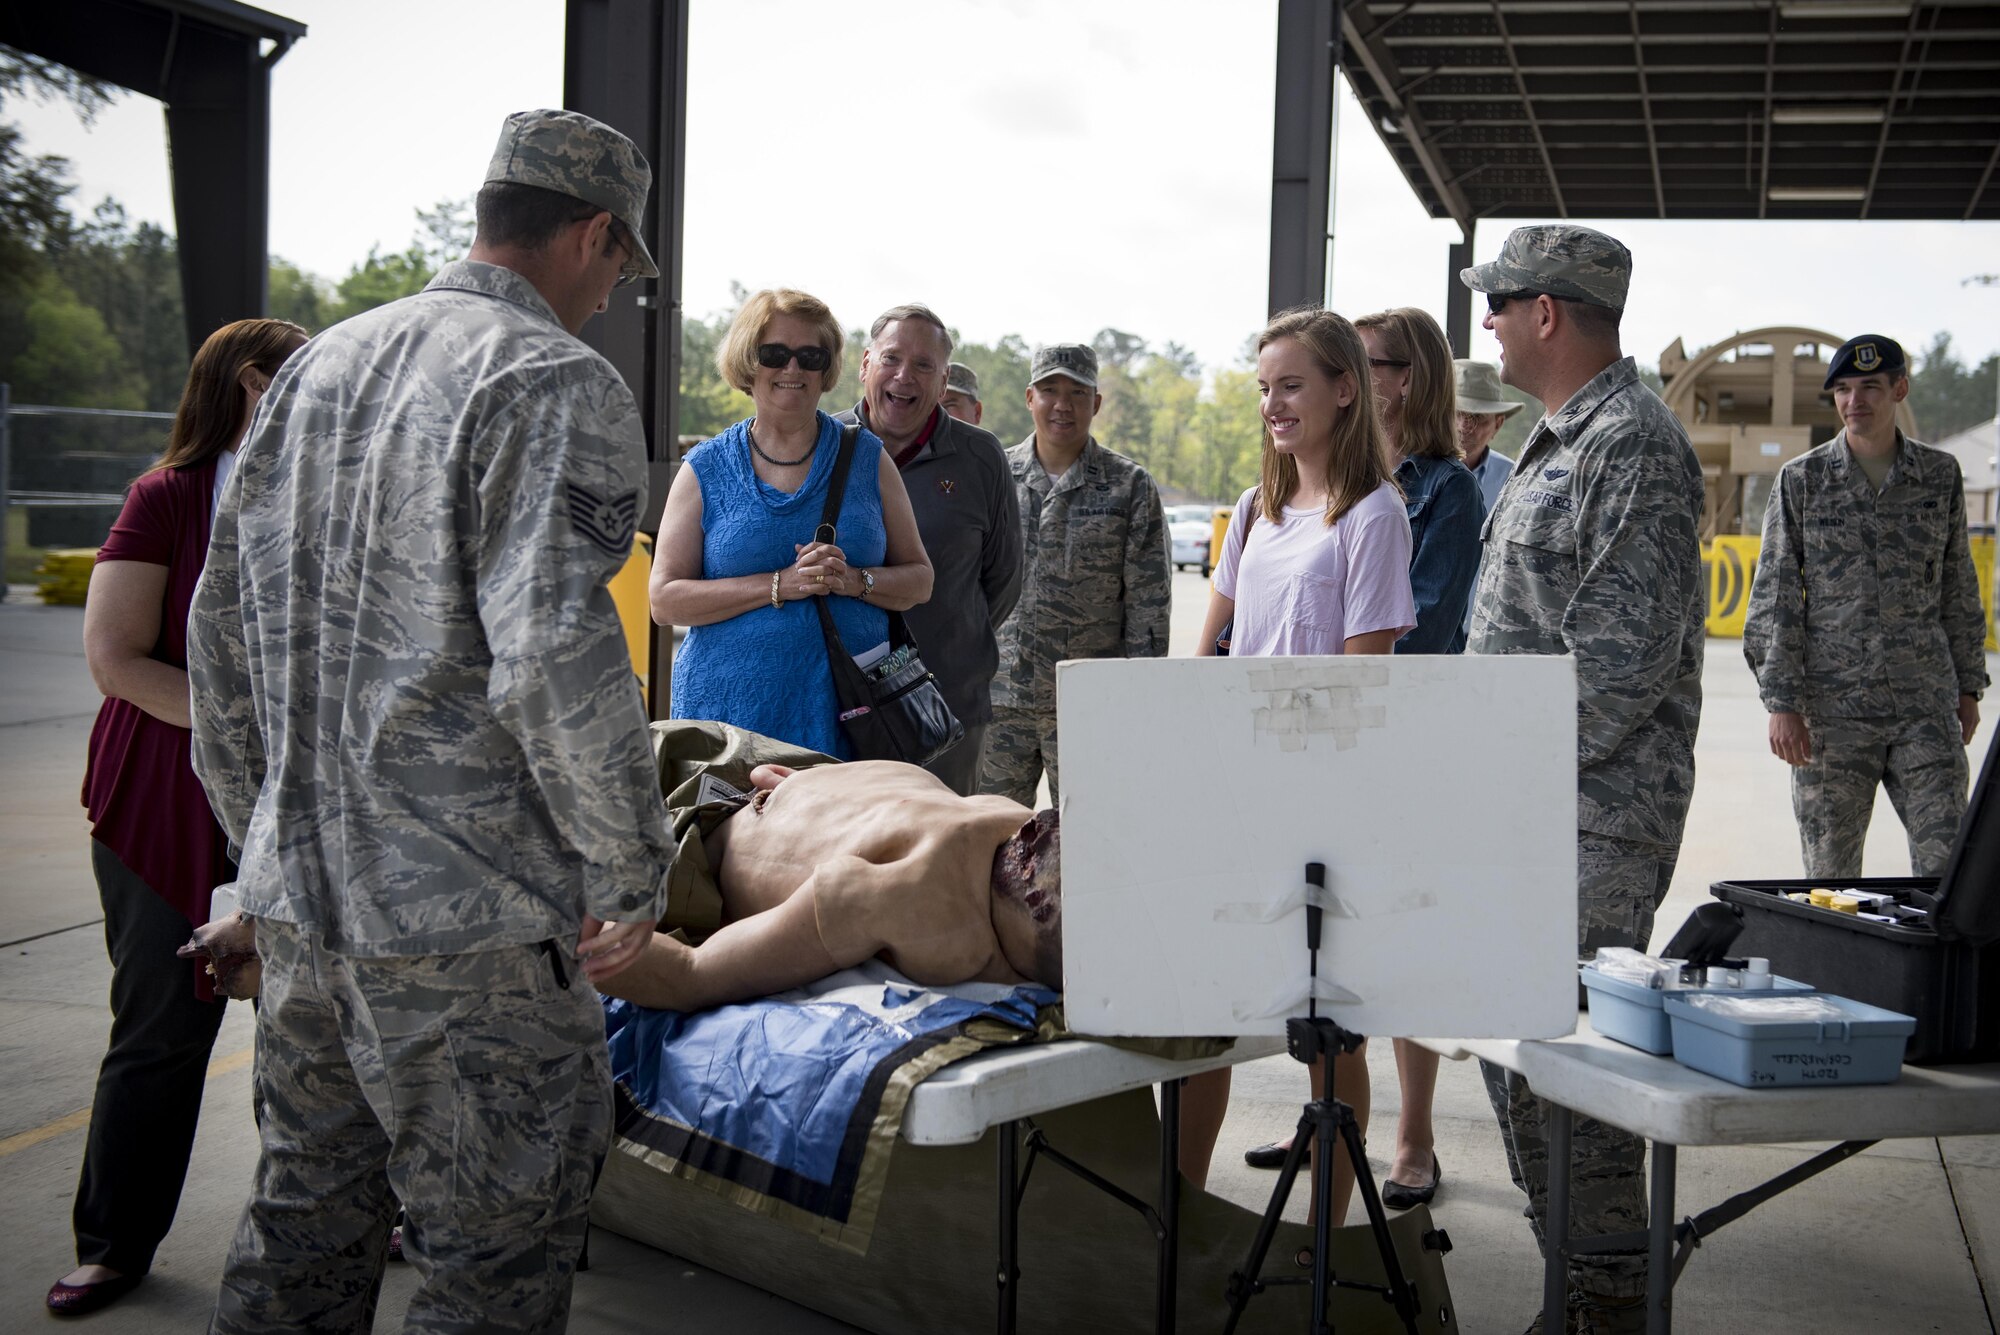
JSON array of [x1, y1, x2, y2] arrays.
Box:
[[1791, 713, 1969, 878], [1481, 830, 1679, 1300], [981, 703, 1060, 807], [212, 921, 610, 1335]]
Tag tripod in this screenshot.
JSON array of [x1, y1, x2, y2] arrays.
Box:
[[1221, 864, 1422, 1335]]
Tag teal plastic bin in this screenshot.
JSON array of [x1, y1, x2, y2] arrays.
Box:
[[1663, 993, 1915, 1088], [1581, 966, 1811, 1055]]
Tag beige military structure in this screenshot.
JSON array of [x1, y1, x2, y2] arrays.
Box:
[[1657, 326, 1920, 538]]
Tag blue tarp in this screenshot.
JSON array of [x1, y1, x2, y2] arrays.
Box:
[[604, 968, 1057, 1225]]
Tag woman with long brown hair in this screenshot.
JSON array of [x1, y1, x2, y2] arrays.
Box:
[[1349, 306, 1485, 1215], [1179, 308, 1414, 1223], [50, 317, 307, 1316]]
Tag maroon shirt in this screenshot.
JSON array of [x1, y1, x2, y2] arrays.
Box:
[[82, 459, 233, 999]]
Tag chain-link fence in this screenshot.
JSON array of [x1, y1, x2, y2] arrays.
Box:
[[1, 385, 173, 595]]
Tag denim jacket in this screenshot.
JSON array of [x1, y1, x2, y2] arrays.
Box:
[[1393, 453, 1485, 654]]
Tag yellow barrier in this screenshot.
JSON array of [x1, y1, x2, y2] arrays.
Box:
[[1208, 507, 1231, 576], [1972, 534, 1996, 652], [34, 548, 98, 607], [1701, 536, 1761, 638], [608, 532, 655, 701], [1704, 532, 1998, 648]]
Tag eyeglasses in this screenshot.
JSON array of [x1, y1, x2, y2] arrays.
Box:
[[757, 343, 833, 373], [1487, 291, 1542, 316], [1367, 357, 1412, 370], [606, 219, 641, 289]]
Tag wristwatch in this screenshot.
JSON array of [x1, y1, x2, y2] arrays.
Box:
[[859, 568, 876, 600]]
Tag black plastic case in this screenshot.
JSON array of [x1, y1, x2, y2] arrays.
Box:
[[1709, 730, 2000, 1066]]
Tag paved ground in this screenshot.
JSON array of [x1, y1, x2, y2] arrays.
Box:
[[2, 573, 1996, 1333]]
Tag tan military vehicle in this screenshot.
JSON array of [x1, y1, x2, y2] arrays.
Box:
[[1659, 326, 1919, 540]]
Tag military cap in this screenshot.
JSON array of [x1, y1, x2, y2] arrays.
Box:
[[1030, 343, 1098, 390], [1823, 333, 1908, 389], [945, 362, 981, 401], [485, 108, 659, 279], [1460, 224, 1632, 312], [1454, 359, 1524, 417]]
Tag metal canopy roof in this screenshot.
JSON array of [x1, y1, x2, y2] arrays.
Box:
[[1339, 0, 2000, 228]]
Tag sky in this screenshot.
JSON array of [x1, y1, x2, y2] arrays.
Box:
[[12, 0, 2000, 379]]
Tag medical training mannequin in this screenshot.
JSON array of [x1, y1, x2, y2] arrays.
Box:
[[184, 759, 1064, 1013]]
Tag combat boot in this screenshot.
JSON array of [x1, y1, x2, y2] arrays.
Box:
[[1573, 1290, 1646, 1335]]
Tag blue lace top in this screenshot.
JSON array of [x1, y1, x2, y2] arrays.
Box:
[[669, 412, 890, 758]]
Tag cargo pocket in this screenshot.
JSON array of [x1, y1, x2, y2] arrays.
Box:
[[444, 1006, 586, 1230]]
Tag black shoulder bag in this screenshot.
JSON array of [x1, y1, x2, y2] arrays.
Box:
[[813, 425, 965, 765]]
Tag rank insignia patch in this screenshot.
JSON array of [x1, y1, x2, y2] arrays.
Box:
[[1853, 342, 1881, 372], [566, 483, 638, 557]]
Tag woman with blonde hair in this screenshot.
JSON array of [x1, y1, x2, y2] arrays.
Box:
[[1347, 305, 1485, 1215], [1180, 307, 1414, 1222], [650, 288, 933, 757], [53, 318, 308, 1316]]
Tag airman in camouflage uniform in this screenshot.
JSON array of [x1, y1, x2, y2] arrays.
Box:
[[189, 109, 674, 1334], [981, 343, 1171, 806], [1744, 333, 1988, 878], [1461, 225, 1707, 1332]]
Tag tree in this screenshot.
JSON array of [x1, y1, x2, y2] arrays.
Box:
[[268, 258, 328, 332], [9, 272, 144, 408], [325, 196, 475, 324], [951, 333, 1033, 445], [1910, 332, 2000, 441]]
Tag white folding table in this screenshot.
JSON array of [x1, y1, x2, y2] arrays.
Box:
[[1425, 1018, 2000, 1335], [900, 1036, 1285, 1335]]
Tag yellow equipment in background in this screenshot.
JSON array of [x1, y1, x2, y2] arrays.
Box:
[[608, 533, 655, 704], [34, 549, 97, 606]]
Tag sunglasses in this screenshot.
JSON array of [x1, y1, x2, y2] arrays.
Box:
[[1367, 357, 1412, 370], [1486, 291, 1543, 316], [757, 343, 833, 373]]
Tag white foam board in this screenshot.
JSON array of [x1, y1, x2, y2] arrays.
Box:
[[1056, 654, 1579, 1040]]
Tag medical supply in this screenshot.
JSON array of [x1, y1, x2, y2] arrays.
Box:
[[1582, 951, 1812, 1055], [1664, 991, 1915, 1087], [1828, 895, 1861, 914]]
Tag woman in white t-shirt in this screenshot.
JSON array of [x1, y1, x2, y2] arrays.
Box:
[[1179, 309, 1415, 1225]]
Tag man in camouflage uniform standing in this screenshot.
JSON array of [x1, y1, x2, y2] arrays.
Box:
[[981, 343, 1170, 805], [189, 110, 674, 1333], [1744, 334, 1988, 877], [1461, 226, 1707, 1334]]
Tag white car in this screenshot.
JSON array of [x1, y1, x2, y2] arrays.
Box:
[[1166, 504, 1217, 575]]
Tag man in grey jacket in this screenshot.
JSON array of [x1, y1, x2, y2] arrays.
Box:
[[189, 110, 673, 1332], [838, 304, 1022, 794]]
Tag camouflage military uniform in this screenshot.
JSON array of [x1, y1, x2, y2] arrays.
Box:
[[1467, 353, 1707, 1302], [980, 436, 1170, 805], [1743, 429, 1989, 876], [190, 111, 672, 1333]]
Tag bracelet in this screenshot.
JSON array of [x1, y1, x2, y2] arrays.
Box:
[[770, 569, 783, 609]]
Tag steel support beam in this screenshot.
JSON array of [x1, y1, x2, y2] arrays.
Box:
[[1269, 0, 1340, 315], [1446, 229, 1475, 359], [564, 0, 689, 718]]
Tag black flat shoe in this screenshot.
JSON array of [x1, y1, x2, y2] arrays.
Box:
[[1380, 1153, 1442, 1210], [1243, 1140, 1301, 1169], [46, 1273, 142, 1316]]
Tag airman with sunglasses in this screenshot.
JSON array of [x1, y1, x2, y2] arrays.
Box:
[[1458, 223, 1706, 1335], [191, 108, 673, 1332]]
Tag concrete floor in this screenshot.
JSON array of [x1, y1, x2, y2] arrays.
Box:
[[3, 572, 1997, 1333]]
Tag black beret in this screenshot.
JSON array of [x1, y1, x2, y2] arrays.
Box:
[[1823, 334, 1908, 390]]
